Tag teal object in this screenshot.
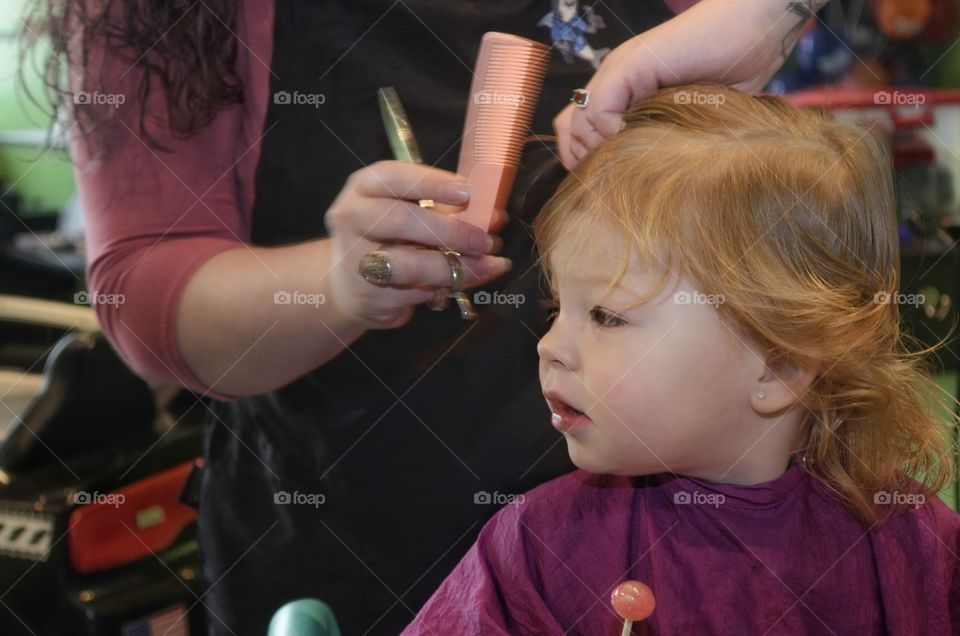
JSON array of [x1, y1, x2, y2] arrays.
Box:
[[267, 599, 342, 636]]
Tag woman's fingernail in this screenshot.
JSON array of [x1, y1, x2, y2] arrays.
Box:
[[444, 182, 470, 204], [472, 233, 495, 253], [494, 257, 512, 272]]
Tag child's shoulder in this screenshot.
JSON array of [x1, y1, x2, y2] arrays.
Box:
[[926, 492, 960, 528], [878, 489, 960, 540], [866, 485, 960, 580]]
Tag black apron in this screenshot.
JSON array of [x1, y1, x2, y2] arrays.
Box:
[[199, 1, 674, 634]]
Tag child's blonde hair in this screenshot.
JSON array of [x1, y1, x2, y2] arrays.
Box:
[[534, 83, 957, 525]]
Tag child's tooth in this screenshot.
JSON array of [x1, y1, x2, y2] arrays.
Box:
[[552, 412, 563, 426]]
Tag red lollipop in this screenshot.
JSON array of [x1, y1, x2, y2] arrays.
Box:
[[611, 580, 655, 635]]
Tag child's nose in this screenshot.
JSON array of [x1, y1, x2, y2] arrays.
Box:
[[537, 321, 578, 370]]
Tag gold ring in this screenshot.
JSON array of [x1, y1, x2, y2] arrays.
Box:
[[358, 250, 393, 286]]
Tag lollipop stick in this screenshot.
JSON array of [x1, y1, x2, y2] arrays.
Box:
[[611, 580, 654, 635]]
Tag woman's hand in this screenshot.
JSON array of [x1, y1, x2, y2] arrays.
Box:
[[554, 0, 830, 170], [324, 161, 513, 330]]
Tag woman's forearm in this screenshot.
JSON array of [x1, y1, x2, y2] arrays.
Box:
[[176, 238, 366, 397], [648, 0, 831, 90]]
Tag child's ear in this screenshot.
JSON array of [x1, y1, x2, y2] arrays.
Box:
[[751, 354, 818, 415]]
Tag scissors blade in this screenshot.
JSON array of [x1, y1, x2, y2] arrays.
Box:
[[378, 87, 423, 164]]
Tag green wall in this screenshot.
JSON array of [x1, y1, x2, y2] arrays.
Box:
[[935, 371, 959, 511], [0, 0, 75, 214]]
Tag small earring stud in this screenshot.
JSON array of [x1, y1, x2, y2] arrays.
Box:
[[756, 391, 766, 400]]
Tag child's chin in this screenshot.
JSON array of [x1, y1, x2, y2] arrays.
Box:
[[566, 440, 660, 476], [565, 440, 615, 474]]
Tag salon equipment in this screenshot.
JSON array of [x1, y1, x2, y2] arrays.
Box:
[[376, 33, 549, 319], [0, 296, 208, 634], [456, 32, 550, 231], [267, 599, 341, 636], [377, 87, 477, 319], [378, 87, 423, 164]]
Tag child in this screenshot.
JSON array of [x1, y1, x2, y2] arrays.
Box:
[[401, 84, 960, 634]]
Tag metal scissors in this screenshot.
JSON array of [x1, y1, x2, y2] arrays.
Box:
[[377, 87, 477, 320]]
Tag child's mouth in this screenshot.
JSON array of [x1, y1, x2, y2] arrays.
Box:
[[544, 392, 592, 433], [562, 403, 585, 416]]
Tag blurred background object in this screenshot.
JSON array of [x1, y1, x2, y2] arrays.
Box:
[[0, 2, 210, 634]]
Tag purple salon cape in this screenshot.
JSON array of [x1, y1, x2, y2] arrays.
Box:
[[403, 461, 960, 634]]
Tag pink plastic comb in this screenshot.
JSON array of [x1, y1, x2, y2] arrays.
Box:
[[457, 32, 550, 231]]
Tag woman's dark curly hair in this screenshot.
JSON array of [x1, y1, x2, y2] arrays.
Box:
[[19, 0, 244, 153]]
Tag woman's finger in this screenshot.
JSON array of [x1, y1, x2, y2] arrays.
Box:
[[487, 207, 508, 236], [361, 245, 512, 289], [348, 160, 471, 206], [553, 105, 576, 170], [359, 200, 496, 255], [429, 201, 465, 217], [569, 137, 590, 163], [571, 111, 610, 151]]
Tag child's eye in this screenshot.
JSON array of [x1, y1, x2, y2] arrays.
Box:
[[540, 298, 559, 324], [590, 306, 627, 328]]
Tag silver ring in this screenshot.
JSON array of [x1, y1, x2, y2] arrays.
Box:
[[426, 249, 463, 311], [441, 250, 464, 292], [358, 250, 392, 286], [571, 88, 590, 109]]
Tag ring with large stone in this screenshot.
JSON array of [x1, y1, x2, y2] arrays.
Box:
[[358, 250, 393, 286], [571, 88, 590, 108]]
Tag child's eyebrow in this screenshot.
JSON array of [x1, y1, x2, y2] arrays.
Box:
[[553, 275, 647, 302], [582, 268, 677, 305], [568, 274, 632, 290]]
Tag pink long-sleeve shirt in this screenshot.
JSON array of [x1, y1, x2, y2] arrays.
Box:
[[69, 1, 276, 401]]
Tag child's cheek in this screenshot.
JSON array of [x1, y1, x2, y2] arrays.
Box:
[[592, 364, 646, 429]]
